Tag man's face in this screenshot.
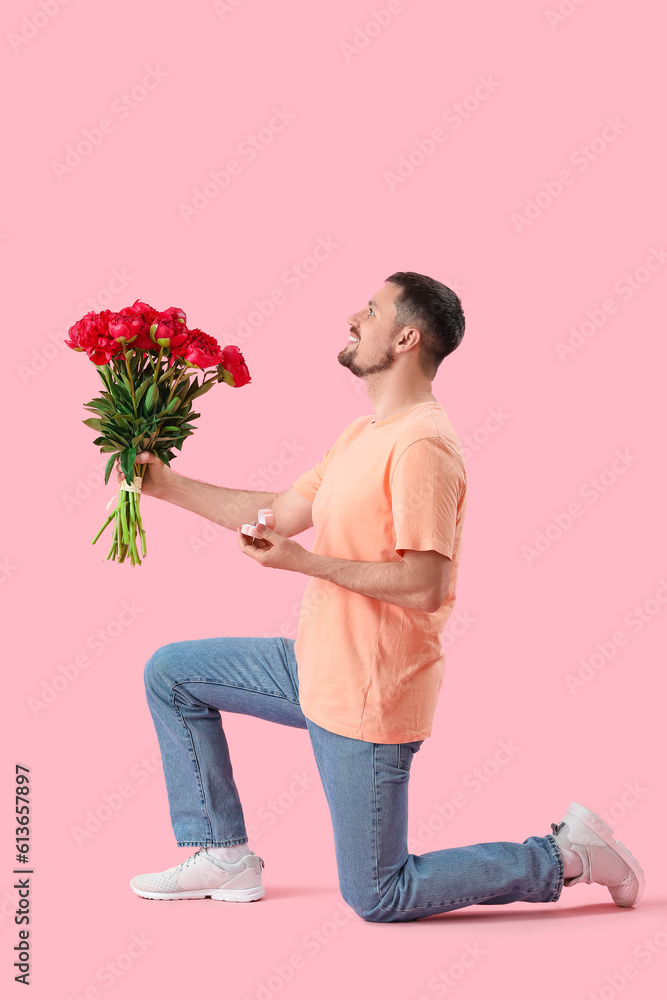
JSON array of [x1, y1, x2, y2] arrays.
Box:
[[338, 282, 404, 377]]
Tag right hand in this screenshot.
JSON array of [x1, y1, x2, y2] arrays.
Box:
[[115, 451, 174, 500]]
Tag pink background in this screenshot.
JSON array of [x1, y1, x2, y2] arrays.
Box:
[[2, 0, 666, 997]]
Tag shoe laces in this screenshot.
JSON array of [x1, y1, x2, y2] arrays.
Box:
[[177, 848, 207, 873]]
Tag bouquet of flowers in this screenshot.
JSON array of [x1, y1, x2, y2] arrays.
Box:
[[66, 299, 250, 566]]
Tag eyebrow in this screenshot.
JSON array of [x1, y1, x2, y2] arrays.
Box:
[[368, 300, 378, 310]]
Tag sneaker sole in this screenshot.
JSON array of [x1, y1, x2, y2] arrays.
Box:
[[566, 801, 645, 906], [130, 883, 265, 902]]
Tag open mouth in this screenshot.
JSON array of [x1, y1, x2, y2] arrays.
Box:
[[347, 332, 360, 347]]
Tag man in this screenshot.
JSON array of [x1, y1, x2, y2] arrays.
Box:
[[126, 271, 644, 919]]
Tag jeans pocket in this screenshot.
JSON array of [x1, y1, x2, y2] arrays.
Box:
[[398, 740, 424, 771]]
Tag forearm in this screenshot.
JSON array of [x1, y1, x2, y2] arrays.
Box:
[[163, 474, 276, 530], [300, 552, 428, 611]]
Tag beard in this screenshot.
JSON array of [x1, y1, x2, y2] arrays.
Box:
[[337, 338, 396, 377]]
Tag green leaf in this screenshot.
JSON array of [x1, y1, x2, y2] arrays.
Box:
[[156, 450, 172, 467], [104, 431, 131, 449], [96, 366, 112, 391], [190, 381, 216, 398], [104, 453, 119, 485], [144, 383, 160, 412], [83, 399, 112, 412], [134, 380, 152, 407], [110, 382, 133, 408], [118, 371, 135, 394], [104, 452, 121, 485], [82, 417, 105, 432], [183, 377, 201, 402], [100, 444, 120, 454], [120, 446, 137, 483]]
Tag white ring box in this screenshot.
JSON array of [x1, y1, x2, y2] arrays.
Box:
[[241, 509, 275, 537]]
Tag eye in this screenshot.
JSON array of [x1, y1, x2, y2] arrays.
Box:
[[368, 306, 374, 317]]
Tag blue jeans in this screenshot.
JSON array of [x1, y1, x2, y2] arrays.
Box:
[[144, 635, 564, 922]]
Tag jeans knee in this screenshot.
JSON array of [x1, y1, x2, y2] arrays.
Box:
[[339, 882, 385, 923], [144, 642, 183, 696], [340, 879, 413, 923]]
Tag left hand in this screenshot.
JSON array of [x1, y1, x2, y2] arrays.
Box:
[[237, 522, 308, 573]]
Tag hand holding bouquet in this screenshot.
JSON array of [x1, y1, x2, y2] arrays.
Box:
[[66, 299, 250, 566]]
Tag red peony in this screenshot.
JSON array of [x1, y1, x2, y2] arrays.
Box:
[[151, 308, 190, 350], [65, 310, 121, 366], [171, 329, 223, 368], [220, 345, 251, 386], [108, 299, 160, 352]]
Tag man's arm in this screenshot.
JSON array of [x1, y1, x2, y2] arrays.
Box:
[[299, 548, 451, 612], [163, 474, 278, 531]]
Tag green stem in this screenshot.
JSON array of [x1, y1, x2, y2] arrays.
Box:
[[124, 356, 138, 415], [152, 347, 164, 384], [165, 365, 189, 406], [92, 513, 114, 546]]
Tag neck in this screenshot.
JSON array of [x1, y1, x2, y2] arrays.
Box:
[[368, 387, 437, 424]]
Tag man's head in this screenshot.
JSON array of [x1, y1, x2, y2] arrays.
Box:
[[338, 272, 465, 381]]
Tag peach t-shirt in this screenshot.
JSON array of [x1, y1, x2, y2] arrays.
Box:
[[291, 401, 468, 743]]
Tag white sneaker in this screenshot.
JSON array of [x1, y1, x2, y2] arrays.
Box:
[[550, 801, 645, 907], [130, 848, 265, 901]]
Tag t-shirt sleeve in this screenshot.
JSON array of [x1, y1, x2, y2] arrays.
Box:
[[291, 447, 333, 503], [391, 437, 466, 560]]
